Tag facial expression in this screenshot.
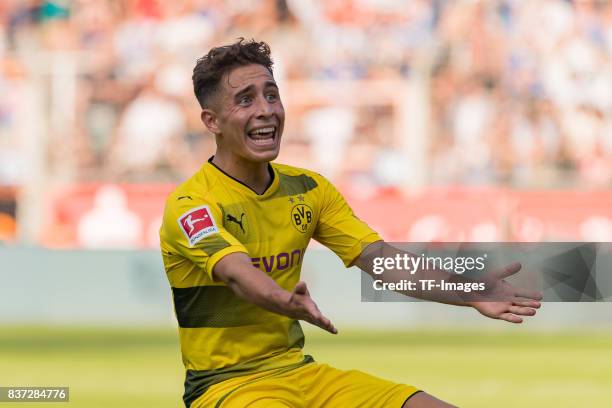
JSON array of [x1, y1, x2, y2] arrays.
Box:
[[204, 64, 285, 164]]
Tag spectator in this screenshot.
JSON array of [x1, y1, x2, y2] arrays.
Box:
[[1, 0, 612, 189]]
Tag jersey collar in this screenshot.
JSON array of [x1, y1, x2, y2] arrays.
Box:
[[206, 156, 279, 198]]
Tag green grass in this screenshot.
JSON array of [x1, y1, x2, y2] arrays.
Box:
[[1, 327, 611, 407]]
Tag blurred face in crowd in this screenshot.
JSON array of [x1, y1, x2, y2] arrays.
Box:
[[202, 64, 285, 165]]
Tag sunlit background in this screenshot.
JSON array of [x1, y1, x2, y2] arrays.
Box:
[[1, 1, 611, 407]]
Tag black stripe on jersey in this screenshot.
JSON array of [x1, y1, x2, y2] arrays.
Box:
[[274, 173, 318, 198], [172, 285, 270, 328]]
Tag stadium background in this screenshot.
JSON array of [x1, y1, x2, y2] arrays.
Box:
[[1, 0, 611, 407]]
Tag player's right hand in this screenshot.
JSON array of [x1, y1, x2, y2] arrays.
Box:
[[286, 281, 338, 335]]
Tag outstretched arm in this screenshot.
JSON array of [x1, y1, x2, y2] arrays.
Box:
[[355, 241, 542, 324], [214, 252, 338, 334]]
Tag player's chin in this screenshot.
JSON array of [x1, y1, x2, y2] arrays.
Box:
[[244, 142, 281, 162], [250, 149, 280, 163]]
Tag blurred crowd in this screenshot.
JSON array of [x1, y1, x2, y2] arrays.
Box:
[[1, 0, 611, 190]]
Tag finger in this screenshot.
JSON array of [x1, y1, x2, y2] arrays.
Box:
[[318, 318, 338, 335], [295, 287, 336, 334], [305, 303, 337, 334], [508, 305, 537, 316], [311, 312, 338, 334], [512, 299, 541, 309], [304, 301, 322, 319], [498, 312, 523, 324], [293, 281, 308, 296], [302, 299, 326, 324], [513, 287, 543, 300], [318, 322, 337, 334], [492, 262, 522, 280]]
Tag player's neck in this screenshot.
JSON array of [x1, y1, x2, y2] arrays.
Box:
[[211, 154, 271, 194]]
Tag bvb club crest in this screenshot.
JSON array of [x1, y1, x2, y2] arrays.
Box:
[[291, 204, 313, 233]]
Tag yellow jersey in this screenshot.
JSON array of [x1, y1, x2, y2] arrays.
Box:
[[159, 158, 381, 406]]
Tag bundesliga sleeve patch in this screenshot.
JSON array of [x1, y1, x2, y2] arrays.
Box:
[[177, 205, 219, 246]]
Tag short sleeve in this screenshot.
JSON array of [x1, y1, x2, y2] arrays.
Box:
[[160, 198, 248, 280], [313, 176, 382, 266]]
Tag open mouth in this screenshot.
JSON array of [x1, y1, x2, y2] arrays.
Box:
[[247, 126, 277, 147]]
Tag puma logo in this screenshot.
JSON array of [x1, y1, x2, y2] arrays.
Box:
[[227, 213, 245, 233]]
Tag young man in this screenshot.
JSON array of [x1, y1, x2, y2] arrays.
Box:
[[160, 39, 541, 408]]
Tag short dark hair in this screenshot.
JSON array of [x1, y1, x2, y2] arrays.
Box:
[[192, 38, 274, 109]]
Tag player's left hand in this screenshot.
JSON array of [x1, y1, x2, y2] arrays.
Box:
[[469, 262, 542, 324]]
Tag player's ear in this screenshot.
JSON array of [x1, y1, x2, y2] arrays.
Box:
[[201, 109, 220, 135]]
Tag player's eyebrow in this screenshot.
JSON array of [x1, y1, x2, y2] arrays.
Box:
[[234, 81, 278, 100], [234, 84, 255, 100], [263, 81, 279, 90]]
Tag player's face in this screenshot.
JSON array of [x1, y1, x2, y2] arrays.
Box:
[[213, 64, 285, 164]]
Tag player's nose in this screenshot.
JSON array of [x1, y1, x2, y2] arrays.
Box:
[[254, 96, 274, 118]]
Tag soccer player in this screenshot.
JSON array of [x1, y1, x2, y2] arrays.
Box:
[[160, 39, 542, 407]]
